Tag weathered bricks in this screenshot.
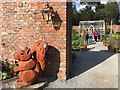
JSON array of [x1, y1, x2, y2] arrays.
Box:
[[1, 2, 72, 80]]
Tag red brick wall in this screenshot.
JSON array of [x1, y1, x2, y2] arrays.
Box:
[[106, 25, 120, 33], [73, 25, 120, 33], [72, 26, 79, 30], [1, 2, 72, 79]]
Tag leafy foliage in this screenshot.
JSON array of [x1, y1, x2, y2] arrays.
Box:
[[0, 59, 17, 80], [72, 1, 120, 25], [72, 29, 87, 50], [104, 33, 120, 53], [114, 48, 120, 53], [98, 2, 119, 25], [107, 37, 115, 47], [72, 29, 80, 50], [112, 33, 120, 40], [79, 37, 87, 46], [72, 2, 81, 25]]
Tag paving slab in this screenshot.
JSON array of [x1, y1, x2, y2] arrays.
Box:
[[45, 42, 118, 88]]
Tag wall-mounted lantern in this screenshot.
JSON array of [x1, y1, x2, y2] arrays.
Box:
[[51, 11, 63, 30], [41, 3, 54, 23], [52, 21, 62, 30]]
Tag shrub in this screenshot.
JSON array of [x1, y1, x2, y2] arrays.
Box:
[[105, 29, 111, 34], [72, 29, 80, 40], [72, 38, 80, 50], [104, 34, 110, 40], [79, 37, 87, 46], [112, 34, 120, 40], [106, 33, 120, 53], [107, 37, 115, 47], [0, 59, 17, 80], [72, 29, 80, 50], [114, 48, 120, 53]]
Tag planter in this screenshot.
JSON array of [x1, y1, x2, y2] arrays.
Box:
[[108, 46, 115, 52], [0, 77, 47, 89], [80, 46, 87, 51]]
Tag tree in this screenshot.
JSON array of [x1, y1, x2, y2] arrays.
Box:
[[72, 1, 104, 25], [72, 2, 80, 25], [80, 6, 94, 21], [98, 2, 119, 25], [79, 2, 106, 20], [72, 1, 120, 25]]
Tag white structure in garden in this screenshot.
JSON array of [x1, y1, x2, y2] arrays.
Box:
[[79, 20, 105, 36]]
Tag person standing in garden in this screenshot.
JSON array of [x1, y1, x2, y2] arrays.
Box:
[[98, 29, 101, 41], [81, 29, 86, 37], [94, 29, 98, 42], [85, 29, 89, 45], [81, 29, 88, 46], [88, 30, 93, 44]]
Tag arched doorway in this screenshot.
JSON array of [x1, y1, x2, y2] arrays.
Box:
[[88, 25, 95, 36]]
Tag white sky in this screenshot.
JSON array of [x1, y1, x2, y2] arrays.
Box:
[[101, 0, 108, 4]]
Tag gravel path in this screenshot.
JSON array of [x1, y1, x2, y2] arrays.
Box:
[[45, 42, 118, 88]]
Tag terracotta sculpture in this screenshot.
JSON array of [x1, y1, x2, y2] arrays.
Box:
[[31, 41, 48, 72], [13, 41, 48, 88]]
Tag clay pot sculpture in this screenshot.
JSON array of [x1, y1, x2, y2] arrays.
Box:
[[80, 46, 87, 51], [13, 41, 48, 88]]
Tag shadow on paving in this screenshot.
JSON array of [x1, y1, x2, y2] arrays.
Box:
[[69, 50, 115, 79]]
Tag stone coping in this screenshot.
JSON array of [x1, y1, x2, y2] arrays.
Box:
[[0, 77, 47, 89]]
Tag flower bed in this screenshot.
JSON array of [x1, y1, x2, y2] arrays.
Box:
[[72, 29, 80, 51], [0, 59, 47, 89], [0, 59, 17, 80], [103, 33, 120, 53]]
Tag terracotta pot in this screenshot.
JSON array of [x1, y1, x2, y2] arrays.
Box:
[[104, 44, 108, 46], [80, 46, 87, 51]]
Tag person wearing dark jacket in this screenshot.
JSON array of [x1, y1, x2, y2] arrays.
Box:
[[85, 29, 89, 45]]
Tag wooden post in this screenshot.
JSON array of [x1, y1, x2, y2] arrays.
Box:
[[110, 20, 113, 34]]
